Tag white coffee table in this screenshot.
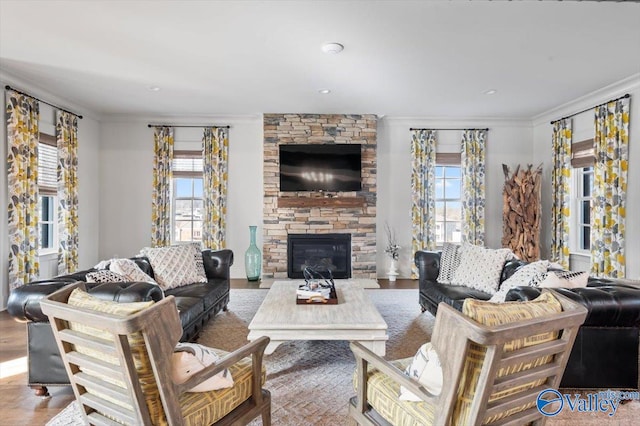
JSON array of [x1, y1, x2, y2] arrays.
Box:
[[248, 281, 388, 356]]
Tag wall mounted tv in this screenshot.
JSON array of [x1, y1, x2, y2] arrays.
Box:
[[279, 144, 362, 192]]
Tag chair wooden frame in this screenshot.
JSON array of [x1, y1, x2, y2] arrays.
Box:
[[349, 292, 588, 426], [40, 282, 271, 426]]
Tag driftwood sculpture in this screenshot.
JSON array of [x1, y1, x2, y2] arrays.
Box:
[[502, 164, 542, 262]]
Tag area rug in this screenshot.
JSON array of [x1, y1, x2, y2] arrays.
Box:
[[47, 289, 640, 425], [259, 278, 380, 289]]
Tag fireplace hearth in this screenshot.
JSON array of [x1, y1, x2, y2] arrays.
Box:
[[287, 234, 351, 279]]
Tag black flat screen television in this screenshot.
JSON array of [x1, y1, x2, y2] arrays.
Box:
[[279, 144, 362, 192]]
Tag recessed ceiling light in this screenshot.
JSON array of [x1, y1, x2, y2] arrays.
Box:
[[318, 89, 331, 94], [148, 86, 161, 92], [321, 42, 344, 54], [484, 89, 497, 95]]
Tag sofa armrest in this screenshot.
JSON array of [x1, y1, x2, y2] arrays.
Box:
[[506, 284, 640, 327], [415, 250, 440, 289], [202, 249, 234, 280], [7, 281, 164, 323]]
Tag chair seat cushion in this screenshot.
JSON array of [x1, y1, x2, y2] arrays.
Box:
[[180, 348, 267, 425], [353, 358, 435, 426]]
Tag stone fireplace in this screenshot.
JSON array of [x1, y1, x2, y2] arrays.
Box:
[[287, 233, 351, 279], [262, 113, 377, 279]]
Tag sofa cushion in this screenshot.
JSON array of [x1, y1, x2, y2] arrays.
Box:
[[451, 244, 513, 295], [165, 282, 227, 312], [142, 244, 208, 290], [171, 296, 205, 331]]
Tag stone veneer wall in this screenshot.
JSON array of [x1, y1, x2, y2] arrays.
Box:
[[263, 114, 377, 279]]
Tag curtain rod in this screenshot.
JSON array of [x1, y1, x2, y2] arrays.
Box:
[[550, 93, 630, 125], [5, 85, 83, 119], [147, 124, 230, 128], [409, 127, 489, 131]]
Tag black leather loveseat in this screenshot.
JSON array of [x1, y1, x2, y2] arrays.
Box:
[[415, 249, 640, 390], [7, 249, 233, 396]]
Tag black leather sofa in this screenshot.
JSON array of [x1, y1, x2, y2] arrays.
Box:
[[415, 249, 640, 390], [7, 249, 233, 396]]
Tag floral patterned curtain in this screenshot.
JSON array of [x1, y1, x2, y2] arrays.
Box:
[[550, 119, 572, 270], [56, 111, 79, 274], [202, 127, 229, 250], [6, 90, 40, 289], [591, 98, 629, 278], [151, 126, 174, 247], [410, 129, 436, 278], [460, 129, 486, 246]]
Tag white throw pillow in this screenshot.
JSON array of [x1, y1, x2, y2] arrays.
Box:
[[171, 342, 234, 392], [85, 270, 127, 283], [451, 244, 513, 295], [436, 243, 461, 284], [539, 271, 589, 289], [185, 242, 208, 281], [109, 258, 157, 284], [399, 342, 443, 401], [142, 244, 208, 290], [489, 260, 549, 303]]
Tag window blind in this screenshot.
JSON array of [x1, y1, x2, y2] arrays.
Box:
[[571, 139, 595, 168], [436, 152, 461, 165], [38, 133, 57, 196], [173, 150, 203, 178]]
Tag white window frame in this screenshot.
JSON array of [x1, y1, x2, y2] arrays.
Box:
[[434, 153, 462, 247], [570, 166, 593, 255], [171, 151, 204, 244], [38, 132, 58, 255]]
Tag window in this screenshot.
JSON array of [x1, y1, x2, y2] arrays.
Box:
[[172, 151, 203, 243], [573, 166, 593, 252], [38, 133, 58, 252], [434, 165, 462, 245]]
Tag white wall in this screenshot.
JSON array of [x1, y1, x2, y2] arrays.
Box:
[[377, 118, 533, 278], [0, 74, 101, 310], [533, 74, 640, 279], [98, 116, 263, 278]]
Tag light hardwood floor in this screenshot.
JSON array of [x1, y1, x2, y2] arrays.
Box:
[[0, 278, 416, 425]]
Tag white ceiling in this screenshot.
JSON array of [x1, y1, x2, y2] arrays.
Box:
[[1, 0, 639, 120]]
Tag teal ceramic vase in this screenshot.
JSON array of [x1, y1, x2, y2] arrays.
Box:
[[245, 225, 261, 281]]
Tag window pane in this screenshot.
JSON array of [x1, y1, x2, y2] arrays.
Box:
[[174, 221, 192, 242], [445, 166, 461, 178], [193, 200, 204, 218], [445, 222, 462, 243], [435, 221, 444, 243], [582, 200, 590, 225], [446, 201, 461, 221], [435, 180, 444, 199], [175, 199, 193, 217], [435, 167, 444, 178], [446, 179, 461, 199], [435, 202, 445, 221], [175, 178, 193, 197], [582, 226, 590, 251], [40, 196, 49, 221], [193, 179, 203, 197], [192, 220, 203, 241], [582, 171, 593, 197], [40, 224, 53, 249]]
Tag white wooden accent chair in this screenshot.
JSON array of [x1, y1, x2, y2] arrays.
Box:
[[40, 282, 271, 426], [349, 291, 587, 426]]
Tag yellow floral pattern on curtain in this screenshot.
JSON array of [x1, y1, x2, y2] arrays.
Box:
[[56, 111, 79, 274], [550, 119, 572, 270], [461, 130, 486, 246], [151, 126, 174, 247], [591, 98, 629, 278], [6, 90, 40, 289], [410, 129, 436, 278], [202, 127, 229, 249]]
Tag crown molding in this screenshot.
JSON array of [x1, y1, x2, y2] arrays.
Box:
[[101, 113, 263, 125], [380, 116, 532, 128]]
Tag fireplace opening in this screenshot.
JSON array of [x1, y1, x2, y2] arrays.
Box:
[[287, 234, 351, 279]]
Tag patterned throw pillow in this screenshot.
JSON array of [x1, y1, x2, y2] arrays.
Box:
[[451, 244, 513, 295], [399, 342, 443, 401], [456, 291, 563, 424], [85, 270, 127, 283], [539, 270, 589, 289], [489, 260, 549, 303], [109, 258, 157, 284], [172, 342, 234, 392], [142, 244, 208, 290], [436, 243, 461, 284], [185, 242, 208, 281]]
